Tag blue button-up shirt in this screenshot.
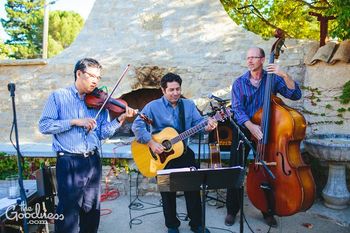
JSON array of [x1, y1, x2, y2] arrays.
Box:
[[231, 70, 302, 126], [132, 96, 204, 144], [39, 85, 120, 153]]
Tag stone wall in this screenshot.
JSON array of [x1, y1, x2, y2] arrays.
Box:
[[303, 62, 350, 134], [0, 0, 349, 144]]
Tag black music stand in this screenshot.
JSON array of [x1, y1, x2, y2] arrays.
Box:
[[157, 167, 245, 233]]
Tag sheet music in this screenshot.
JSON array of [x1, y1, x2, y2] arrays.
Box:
[[157, 167, 192, 175], [156, 166, 243, 175], [198, 166, 243, 171], [0, 197, 17, 215]]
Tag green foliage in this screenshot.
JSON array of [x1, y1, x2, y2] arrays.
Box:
[[326, 0, 350, 40], [339, 80, 350, 104], [337, 107, 346, 112], [0, 152, 29, 180], [47, 10, 84, 57], [325, 104, 332, 109], [103, 158, 137, 174], [47, 35, 64, 57], [0, 152, 57, 180], [1, 0, 44, 58], [0, 40, 11, 59], [221, 0, 350, 40], [1, 1, 84, 59], [301, 109, 319, 116]]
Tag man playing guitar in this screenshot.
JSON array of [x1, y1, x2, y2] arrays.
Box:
[[132, 73, 217, 233]]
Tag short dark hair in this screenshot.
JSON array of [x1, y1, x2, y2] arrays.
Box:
[[160, 73, 182, 89], [74, 58, 102, 81], [258, 48, 265, 58]]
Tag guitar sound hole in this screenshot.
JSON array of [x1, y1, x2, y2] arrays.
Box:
[[162, 140, 172, 151]]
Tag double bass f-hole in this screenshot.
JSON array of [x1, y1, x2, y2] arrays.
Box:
[[276, 152, 292, 176]]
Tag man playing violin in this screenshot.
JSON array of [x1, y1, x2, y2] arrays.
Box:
[[39, 58, 136, 233], [132, 73, 217, 233], [225, 47, 301, 227]]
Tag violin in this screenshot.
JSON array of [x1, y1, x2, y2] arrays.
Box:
[[85, 87, 153, 125]]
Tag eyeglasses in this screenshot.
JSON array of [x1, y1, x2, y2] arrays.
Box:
[[246, 56, 263, 60], [82, 70, 101, 81]]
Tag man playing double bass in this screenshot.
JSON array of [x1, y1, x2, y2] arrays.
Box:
[[225, 47, 302, 227]]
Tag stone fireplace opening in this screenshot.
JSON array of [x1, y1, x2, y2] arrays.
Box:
[[110, 88, 163, 137]]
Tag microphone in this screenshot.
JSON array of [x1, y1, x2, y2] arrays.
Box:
[[8, 83, 16, 97], [208, 93, 228, 103]]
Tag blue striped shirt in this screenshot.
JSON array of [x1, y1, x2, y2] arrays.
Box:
[[131, 96, 204, 144], [39, 85, 120, 153], [231, 70, 302, 126]]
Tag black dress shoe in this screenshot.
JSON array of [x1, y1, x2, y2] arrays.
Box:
[[224, 214, 236, 226], [263, 215, 277, 227], [167, 227, 179, 233], [190, 226, 210, 233]]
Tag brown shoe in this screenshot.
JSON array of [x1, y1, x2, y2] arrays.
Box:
[[263, 215, 277, 227], [224, 214, 236, 226]]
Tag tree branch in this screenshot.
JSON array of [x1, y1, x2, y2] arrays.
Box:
[[293, 0, 331, 10], [236, 5, 292, 38]]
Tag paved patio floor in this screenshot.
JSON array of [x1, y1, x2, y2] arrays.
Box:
[[98, 192, 350, 233]]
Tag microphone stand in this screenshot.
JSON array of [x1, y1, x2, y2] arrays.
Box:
[[8, 83, 29, 233]]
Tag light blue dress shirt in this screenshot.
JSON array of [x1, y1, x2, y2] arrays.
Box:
[[132, 96, 205, 144], [39, 85, 120, 153]]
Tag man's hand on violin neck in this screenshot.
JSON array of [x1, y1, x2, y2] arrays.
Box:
[[126, 107, 138, 117], [117, 107, 138, 124], [71, 118, 97, 131]]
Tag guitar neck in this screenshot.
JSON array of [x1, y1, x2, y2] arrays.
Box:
[[170, 120, 208, 144]]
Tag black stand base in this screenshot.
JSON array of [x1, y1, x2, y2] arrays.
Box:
[[157, 167, 244, 233]]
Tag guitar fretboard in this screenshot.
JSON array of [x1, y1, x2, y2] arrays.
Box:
[[170, 120, 208, 145]]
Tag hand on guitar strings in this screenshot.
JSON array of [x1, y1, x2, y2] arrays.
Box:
[[205, 117, 218, 132], [147, 139, 166, 154]]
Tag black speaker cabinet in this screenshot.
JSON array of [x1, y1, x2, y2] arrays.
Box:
[[35, 166, 57, 197]]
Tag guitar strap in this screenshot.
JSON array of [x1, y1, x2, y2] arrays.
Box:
[[178, 98, 185, 133], [178, 99, 188, 154]]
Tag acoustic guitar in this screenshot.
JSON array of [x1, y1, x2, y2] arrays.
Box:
[[131, 108, 230, 177]]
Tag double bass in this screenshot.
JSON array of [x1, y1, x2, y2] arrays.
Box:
[[246, 30, 316, 216]]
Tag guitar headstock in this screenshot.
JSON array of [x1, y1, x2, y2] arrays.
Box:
[[212, 107, 232, 122]]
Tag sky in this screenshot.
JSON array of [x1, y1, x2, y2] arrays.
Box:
[[0, 0, 96, 41]]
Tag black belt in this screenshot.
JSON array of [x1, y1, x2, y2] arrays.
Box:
[[57, 149, 97, 158]]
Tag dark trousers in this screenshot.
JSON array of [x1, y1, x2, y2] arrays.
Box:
[[55, 152, 101, 233], [226, 124, 251, 216], [226, 124, 274, 218], [161, 148, 202, 229]]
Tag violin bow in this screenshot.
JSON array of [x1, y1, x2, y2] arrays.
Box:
[[93, 64, 131, 121]]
